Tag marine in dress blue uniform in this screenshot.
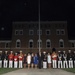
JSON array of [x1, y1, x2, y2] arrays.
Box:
[[73, 51, 75, 68], [3, 51, 8, 68], [63, 51, 68, 68], [0, 51, 2, 68], [67, 50, 73, 68], [58, 51, 63, 68]]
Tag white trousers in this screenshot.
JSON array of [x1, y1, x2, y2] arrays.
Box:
[[9, 60, 13, 68], [69, 60, 73, 68], [52, 60, 57, 68], [63, 61, 68, 68], [0, 60, 2, 68], [19, 61, 23, 68], [14, 61, 18, 68], [58, 60, 63, 68], [4, 60, 8, 68], [43, 62, 47, 69]]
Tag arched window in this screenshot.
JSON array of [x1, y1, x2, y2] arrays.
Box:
[[29, 39, 33, 48], [59, 39, 64, 48], [46, 39, 51, 48], [37, 39, 42, 48], [16, 39, 21, 48]]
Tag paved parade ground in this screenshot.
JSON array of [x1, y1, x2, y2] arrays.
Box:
[[2, 68, 75, 75]]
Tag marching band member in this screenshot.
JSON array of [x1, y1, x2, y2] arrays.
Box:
[[52, 51, 57, 68], [0, 51, 2, 68], [63, 51, 68, 68], [14, 53, 18, 68], [47, 53, 51, 68], [8, 51, 14, 68], [4, 51, 8, 68], [67, 50, 73, 68], [18, 51, 24, 68], [27, 53, 31, 69], [58, 51, 63, 68]]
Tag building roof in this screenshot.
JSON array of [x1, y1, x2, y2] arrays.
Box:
[[13, 21, 67, 24]]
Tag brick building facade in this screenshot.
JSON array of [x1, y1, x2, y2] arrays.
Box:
[[0, 21, 75, 53]]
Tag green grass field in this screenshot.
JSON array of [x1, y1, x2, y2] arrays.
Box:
[[0, 68, 18, 75], [63, 68, 75, 73]]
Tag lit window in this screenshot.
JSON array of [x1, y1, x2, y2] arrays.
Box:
[[46, 30, 51, 35], [56, 29, 60, 35], [29, 39, 33, 48], [37, 30, 42, 35], [37, 39, 42, 48], [61, 29, 65, 35], [19, 30, 23, 35], [16, 39, 21, 48], [59, 39, 64, 48], [46, 39, 51, 48], [29, 30, 34, 35], [15, 30, 19, 35]]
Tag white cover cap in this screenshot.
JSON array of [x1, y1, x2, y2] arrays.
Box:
[[63, 51, 65, 52], [0, 51, 2, 53], [20, 50, 22, 52], [5, 51, 8, 52], [10, 51, 13, 53], [58, 51, 60, 52], [43, 51, 46, 54]]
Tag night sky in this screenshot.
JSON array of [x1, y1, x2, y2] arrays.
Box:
[[0, 0, 75, 39]]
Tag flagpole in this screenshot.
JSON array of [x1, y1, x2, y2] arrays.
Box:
[[38, 0, 41, 54]]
